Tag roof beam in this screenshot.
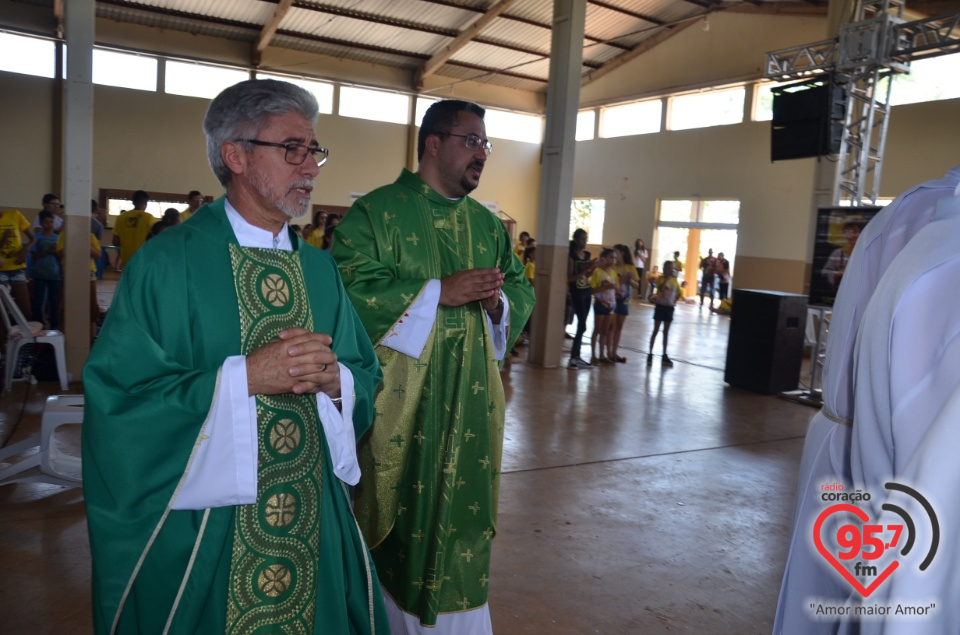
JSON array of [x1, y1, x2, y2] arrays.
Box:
[[722, 2, 829, 16], [416, 0, 631, 51], [416, 0, 521, 89], [581, 20, 697, 87], [589, 0, 666, 25], [254, 0, 294, 66]]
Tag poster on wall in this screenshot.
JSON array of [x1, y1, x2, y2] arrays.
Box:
[[808, 205, 881, 307]]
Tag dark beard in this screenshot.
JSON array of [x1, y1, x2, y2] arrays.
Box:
[[460, 175, 478, 195]]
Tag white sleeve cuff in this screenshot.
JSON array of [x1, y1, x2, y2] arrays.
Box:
[[314, 362, 361, 485], [172, 356, 258, 510], [486, 292, 510, 361], [379, 279, 440, 359]]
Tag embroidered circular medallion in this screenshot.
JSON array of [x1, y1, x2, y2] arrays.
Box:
[[257, 563, 292, 598], [264, 492, 298, 528], [269, 418, 301, 454], [261, 273, 289, 307]]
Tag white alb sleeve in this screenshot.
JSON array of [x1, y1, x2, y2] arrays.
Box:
[[172, 355, 258, 510], [379, 279, 441, 359]]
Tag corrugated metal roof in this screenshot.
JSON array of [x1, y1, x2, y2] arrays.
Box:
[[44, 0, 830, 96]]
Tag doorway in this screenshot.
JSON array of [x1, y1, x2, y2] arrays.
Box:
[[653, 199, 739, 298]]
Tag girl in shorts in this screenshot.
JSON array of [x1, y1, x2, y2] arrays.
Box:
[[590, 248, 618, 364], [648, 260, 682, 367], [610, 244, 637, 363]]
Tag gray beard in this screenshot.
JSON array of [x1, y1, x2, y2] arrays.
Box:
[[249, 166, 311, 218]]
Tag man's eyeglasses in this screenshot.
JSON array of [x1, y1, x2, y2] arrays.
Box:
[[441, 133, 493, 157], [234, 139, 329, 167]]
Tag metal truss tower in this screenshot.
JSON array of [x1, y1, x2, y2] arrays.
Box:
[[764, 0, 960, 206]]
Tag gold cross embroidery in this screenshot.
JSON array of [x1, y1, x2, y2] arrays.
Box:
[[366, 296, 379, 309], [476, 242, 487, 254], [407, 233, 420, 246], [384, 211, 395, 224], [479, 456, 490, 469], [480, 574, 489, 587], [411, 529, 424, 541], [457, 597, 470, 610], [460, 550, 474, 562], [414, 431, 425, 445], [401, 292, 414, 304], [464, 429, 475, 442], [483, 527, 493, 540], [413, 480, 425, 493], [471, 381, 485, 395], [456, 477, 466, 489], [412, 577, 424, 589], [397, 504, 407, 516], [468, 502, 480, 515]]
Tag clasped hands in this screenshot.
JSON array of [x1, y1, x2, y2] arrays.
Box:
[[439, 268, 504, 320], [247, 327, 341, 399]]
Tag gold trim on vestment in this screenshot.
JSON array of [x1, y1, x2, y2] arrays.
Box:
[[110, 368, 224, 635], [162, 509, 211, 635]]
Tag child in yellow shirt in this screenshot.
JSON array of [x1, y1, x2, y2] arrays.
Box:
[[649, 260, 681, 367], [589, 248, 618, 363]]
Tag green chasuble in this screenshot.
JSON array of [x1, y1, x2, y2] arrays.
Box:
[[331, 169, 535, 626], [82, 197, 388, 635]]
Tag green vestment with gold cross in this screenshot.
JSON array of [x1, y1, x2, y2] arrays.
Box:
[[82, 197, 388, 634], [331, 169, 535, 626]]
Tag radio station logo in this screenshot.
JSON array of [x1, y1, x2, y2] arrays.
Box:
[[813, 482, 939, 598]]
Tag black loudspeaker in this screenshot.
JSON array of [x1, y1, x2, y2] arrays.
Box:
[[771, 77, 846, 161], [724, 289, 807, 394]]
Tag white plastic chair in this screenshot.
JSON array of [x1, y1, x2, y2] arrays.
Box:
[[0, 285, 69, 391], [0, 394, 83, 487]]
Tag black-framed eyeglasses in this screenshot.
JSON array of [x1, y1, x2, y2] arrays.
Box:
[[234, 139, 329, 167], [440, 133, 493, 157]]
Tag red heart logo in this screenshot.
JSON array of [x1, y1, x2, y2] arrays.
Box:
[[813, 504, 899, 597]]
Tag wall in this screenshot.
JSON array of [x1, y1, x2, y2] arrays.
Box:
[[0, 72, 57, 208], [0, 59, 541, 230]]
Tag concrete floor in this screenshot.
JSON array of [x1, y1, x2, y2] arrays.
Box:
[[0, 296, 815, 634]]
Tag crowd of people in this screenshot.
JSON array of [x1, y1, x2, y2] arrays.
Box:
[[554, 229, 731, 370], [0, 193, 104, 340]]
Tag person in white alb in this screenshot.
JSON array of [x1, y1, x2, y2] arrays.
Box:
[[772, 165, 960, 635]]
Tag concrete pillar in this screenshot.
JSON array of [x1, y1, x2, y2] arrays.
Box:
[[527, 0, 586, 367], [62, 0, 95, 379]]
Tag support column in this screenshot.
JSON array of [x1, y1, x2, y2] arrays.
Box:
[[62, 0, 95, 380], [527, 0, 586, 367]]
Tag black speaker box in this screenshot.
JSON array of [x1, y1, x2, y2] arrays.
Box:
[[771, 77, 847, 161], [724, 289, 807, 394], [771, 121, 843, 161]]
